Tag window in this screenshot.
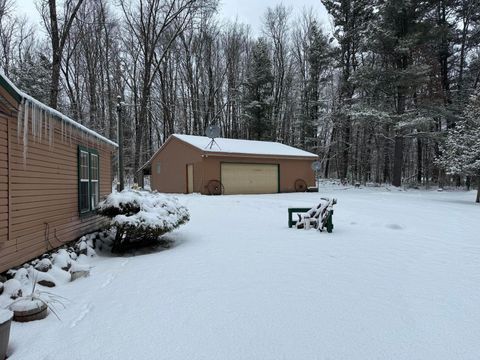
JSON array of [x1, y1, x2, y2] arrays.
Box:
[[78, 146, 100, 214], [90, 154, 99, 209], [79, 150, 90, 213]]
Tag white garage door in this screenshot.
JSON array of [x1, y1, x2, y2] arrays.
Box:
[[221, 163, 279, 195]]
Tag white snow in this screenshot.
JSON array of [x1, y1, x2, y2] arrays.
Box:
[[52, 250, 73, 270], [173, 134, 318, 158], [2, 279, 22, 299], [0, 309, 13, 324], [4, 186, 480, 359], [98, 189, 189, 231], [9, 298, 45, 313]]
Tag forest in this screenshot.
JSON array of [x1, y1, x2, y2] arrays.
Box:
[[0, 0, 479, 196]]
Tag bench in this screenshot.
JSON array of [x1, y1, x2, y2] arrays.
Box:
[[288, 206, 335, 233]]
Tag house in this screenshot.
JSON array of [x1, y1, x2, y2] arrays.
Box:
[[0, 73, 117, 273], [138, 134, 318, 195]]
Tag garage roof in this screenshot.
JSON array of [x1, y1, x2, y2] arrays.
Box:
[[173, 134, 318, 158]]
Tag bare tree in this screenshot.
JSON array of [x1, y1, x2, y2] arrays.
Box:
[[38, 0, 85, 109]]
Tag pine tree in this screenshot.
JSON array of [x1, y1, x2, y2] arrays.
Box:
[[11, 51, 52, 104], [322, 0, 374, 180], [304, 20, 330, 149], [368, 0, 433, 186], [437, 95, 480, 202], [243, 38, 274, 140]]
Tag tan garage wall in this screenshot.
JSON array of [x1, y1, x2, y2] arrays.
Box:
[[0, 107, 114, 273], [202, 156, 316, 194], [150, 137, 204, 194]]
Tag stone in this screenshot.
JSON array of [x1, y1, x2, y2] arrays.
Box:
[[13, 268, 29, 285], [3, 279, 22, 300], [34, 259, 52, 273], [37, 279, 56, 288], [70, 270, 90, 281]]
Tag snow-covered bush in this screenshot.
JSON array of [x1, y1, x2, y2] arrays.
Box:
[[97, 189, 190, 252]]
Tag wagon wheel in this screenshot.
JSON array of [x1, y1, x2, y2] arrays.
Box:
[[294, 179, 307, 192], [207, 180, 224, 195]]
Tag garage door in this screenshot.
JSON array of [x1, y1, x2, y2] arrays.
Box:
[[221, 163, 279, 195]]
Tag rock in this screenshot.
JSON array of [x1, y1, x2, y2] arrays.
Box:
[[0, 282, 3, 295], [0, 274, 7, 283], [70, 270, 90, 281], [70, 263, 90, 281], [14, 268, 29, 285], [75, 240, 88, 255], [3, 279, 22, 299], [86, 247, 96, 257], [53, 249, 72, 270], [5, 269, 16, 279], [37, 279, 55, 288], [34, 258, 52, 273]]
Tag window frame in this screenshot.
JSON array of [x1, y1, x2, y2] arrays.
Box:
[[78, 146, 100, 216]]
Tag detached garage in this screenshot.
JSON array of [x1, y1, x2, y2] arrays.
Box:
[[139, 134, 318, 195]]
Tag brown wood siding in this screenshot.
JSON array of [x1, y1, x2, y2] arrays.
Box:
[[0, 107, 115, 273], [0, 114, 8, 260], [150, 137, 204, 193]]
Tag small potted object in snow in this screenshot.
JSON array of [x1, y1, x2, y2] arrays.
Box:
[[9, 297, 48, 323], [0, 309, 13, 360]]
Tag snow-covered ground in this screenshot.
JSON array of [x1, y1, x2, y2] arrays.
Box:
[[6, 186, 480, 359]]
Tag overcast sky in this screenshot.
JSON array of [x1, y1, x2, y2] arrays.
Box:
[[16, 0, 331, 36]]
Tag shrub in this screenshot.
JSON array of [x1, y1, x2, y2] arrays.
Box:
[[97, 189, 190, 252]]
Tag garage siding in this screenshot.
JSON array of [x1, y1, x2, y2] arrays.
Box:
[[203, 156, 315, 194], [150, 137, 204, 194]]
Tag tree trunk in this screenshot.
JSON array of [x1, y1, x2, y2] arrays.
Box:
[[392, 136, 404, 187], [476, 176, 480, 203], [340, 122, 350, 180], [417, 138, 422, 184]]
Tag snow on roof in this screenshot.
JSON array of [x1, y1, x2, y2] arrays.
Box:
[[173, 134, 318, 158], [0, 71, 117, 147]]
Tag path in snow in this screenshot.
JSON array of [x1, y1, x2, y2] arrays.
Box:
[[7, 187, 480, 360]]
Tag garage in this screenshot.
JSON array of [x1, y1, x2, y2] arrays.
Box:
[[140, 134, 318, 194], [221, 163, 279, 194]]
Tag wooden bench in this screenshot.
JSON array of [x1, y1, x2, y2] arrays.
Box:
[[288, 207, 334, 233]]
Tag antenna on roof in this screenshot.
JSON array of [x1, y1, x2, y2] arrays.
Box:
[[205, 124, 221, 150]]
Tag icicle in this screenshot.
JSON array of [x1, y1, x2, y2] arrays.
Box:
[[49, 114, 54, 147], [39, 108, 43, 143], [35, 105, 41, 142], [44, 110, 48, 142], [32, 103, 37, 142], [61, 118, 64, 144], [17, 98, 24, 143], [23, 100, 29, 166]]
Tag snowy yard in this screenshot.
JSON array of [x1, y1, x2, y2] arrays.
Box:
[[7, 186, 480, 360]]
